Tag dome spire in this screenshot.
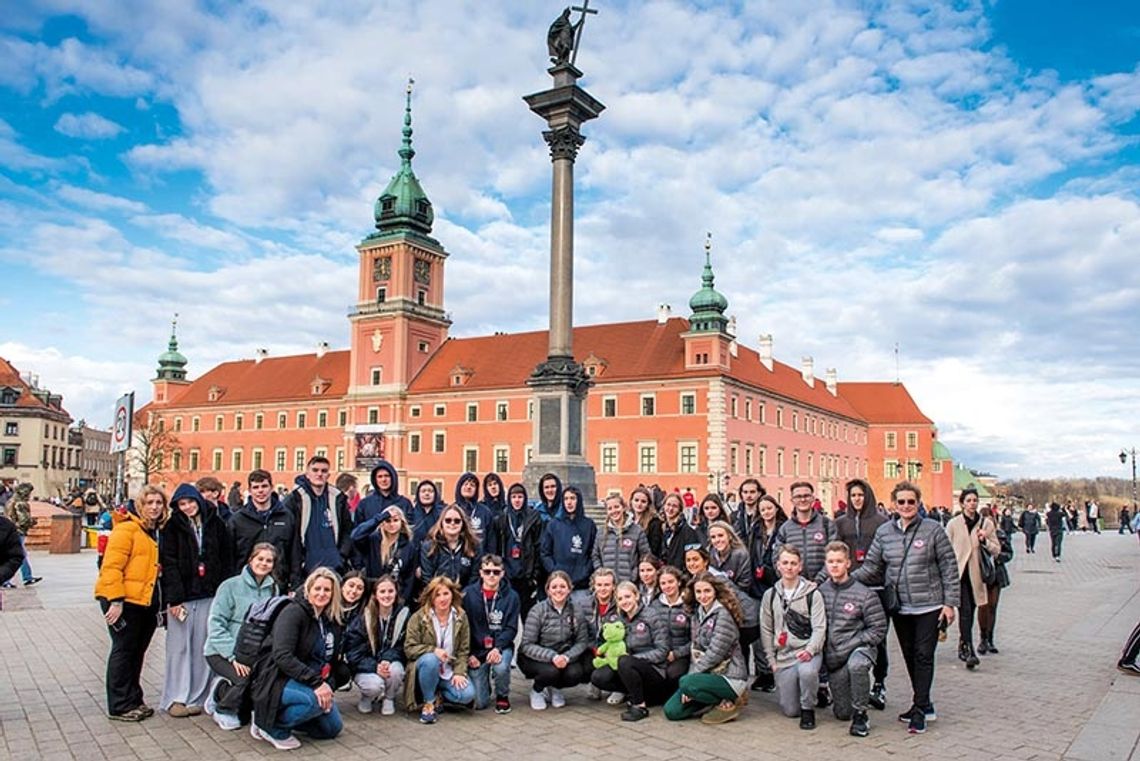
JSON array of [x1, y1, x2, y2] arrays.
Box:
[[155, 312, 188, 381], [688, 233, 729, 334], [371, 77, 435, 239]]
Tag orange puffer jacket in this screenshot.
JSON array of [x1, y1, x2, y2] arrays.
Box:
[[94, 511, 160, 607]]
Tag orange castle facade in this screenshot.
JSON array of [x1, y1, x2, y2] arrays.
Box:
[[140, 99, 953, 511]]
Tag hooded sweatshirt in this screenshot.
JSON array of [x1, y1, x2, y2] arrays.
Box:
[[535, 472, 563, 521], [488, 483, 544, 585], [355, 460, 412, 526], [834, 479, 887, 572], [162, 483, 236, 605], [409, 481, 445, 544], [539, 486, 596, 590], [290, 475, 352, 577], [482, 473, 507, 517], [454, 472, 493, 551]]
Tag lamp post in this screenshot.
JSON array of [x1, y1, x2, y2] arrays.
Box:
[[1119, 448, 1137, 510]]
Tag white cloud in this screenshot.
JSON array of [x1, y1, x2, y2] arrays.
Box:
[[54, 111, 125, 139], [55, 184, 147, 213]]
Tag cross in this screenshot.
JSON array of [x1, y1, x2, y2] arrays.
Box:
[[569, 0, 598, 66]]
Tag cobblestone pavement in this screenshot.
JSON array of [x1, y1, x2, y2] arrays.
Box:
[[1, 531, 1138, 760]]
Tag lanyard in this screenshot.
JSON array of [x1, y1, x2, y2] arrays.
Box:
[[508, 510, 524, 542]]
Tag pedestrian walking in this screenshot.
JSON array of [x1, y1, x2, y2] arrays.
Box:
[[3, 483, 42, 587], [1046, 503, 1066, 562], [945, 489, 1000, 671], [1017, 504, 1041, 553]]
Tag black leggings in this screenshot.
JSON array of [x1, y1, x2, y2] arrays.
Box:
[[893, 609, 941, 711], [591, 656, 669, 706], [957, 576, 977, 644], [873, 588, 891, 682], [1050, 530, 1064, 559], [517, 652, 592, 692], [1025, 532, 1037, 552]]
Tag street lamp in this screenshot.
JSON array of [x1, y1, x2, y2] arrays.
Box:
[[1119, 448, 1137, 509]]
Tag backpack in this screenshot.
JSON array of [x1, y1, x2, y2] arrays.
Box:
[[233, 595, 293, 666]]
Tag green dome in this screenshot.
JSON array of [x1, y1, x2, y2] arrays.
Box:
[[372, 81, 434, 237], [155, 316, 187, 381], [688, 236, 729, 333]]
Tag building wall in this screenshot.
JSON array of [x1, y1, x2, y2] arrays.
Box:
[[0, 410, 79, 497], [862, 423, 936, 509]]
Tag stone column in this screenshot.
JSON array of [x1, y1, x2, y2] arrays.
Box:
[[521, 64, 605, 509]]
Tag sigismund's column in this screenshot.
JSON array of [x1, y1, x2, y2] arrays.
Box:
[[521, 57, 605, 507]]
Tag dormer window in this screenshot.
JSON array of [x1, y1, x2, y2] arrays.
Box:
[[310, 376, 331, 396], [582, 352, 608, 378], [381, 197, 395, 214], [0, 387, 18, 406], [207, 385, 225, 402], [450, 364, 474, 387]]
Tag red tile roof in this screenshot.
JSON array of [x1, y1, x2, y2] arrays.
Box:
[[0, 356, 71, 416], [409, 318, 862, 419], [161, 351, 351, 408], [838, 382, 933, 425]]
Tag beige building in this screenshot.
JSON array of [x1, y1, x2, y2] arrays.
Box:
[[0, 357, 80, 498]]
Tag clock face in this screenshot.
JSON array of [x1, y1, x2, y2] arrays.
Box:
[[414, 259, 431, 285], [373, 256, 391, 282]]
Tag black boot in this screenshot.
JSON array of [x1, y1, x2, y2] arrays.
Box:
[[958, 640, 970, 662], [977, 633, 990, 655], [986, 635, 999, 654], [799, 708, 816, 730], [965, 642, 980, 670]]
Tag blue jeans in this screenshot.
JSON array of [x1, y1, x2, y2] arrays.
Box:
[[468, 648, 513, 709], [271, 679, 342, 740], [17, 533, 33, 582], [415, 654, 476, 706]]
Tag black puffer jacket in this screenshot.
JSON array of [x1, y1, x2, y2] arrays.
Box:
[[161, 484, 236, 605]]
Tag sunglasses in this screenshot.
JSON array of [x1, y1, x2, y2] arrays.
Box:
[[382, 515, 400, 523], [442, 517, 463, 525], [481, 569, 503, 576], [896, 499, 917, 505]]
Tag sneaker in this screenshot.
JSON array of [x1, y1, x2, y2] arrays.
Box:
[[957, 641, 970, 662], [495, 697, 512, 714], [1118, 661, 1140, 676], [23, 577, 42, 586], [419, 703, 437, 724], [250, 721, 301, 750], [816, 685, 832, 708], [203, 682, 220, 716], [137, 704, 155, 719], [924, 703, 937, 722], [751, 673, 776, 692], [868, 682, 886, 711], [549, 688, 566, 708], [849, 710, 870, 737], [621, 704, 649, 722], [357, 696, 374, 714], [212, 711, 241, 731], [700, 703, 740, 725], [108, 708, 146, 722], [606, 691, 626, 705], [1, 582, 14, 589], [530, 690, 548, 711], [908, 710, 927, 734], [586, 684, 602, 701], [381, 698, 396, 715], [799, 708, 816, 730], [898, 706, 918, 723]]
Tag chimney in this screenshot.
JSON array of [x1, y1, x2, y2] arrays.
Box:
[[656, 303, 671, 324], [758, 334, 773, 371], [825, 368, 837, 396], [728, 315, 738, 357], [801, 356, 814, 387], [32, 374, 40, 389], [255, 348, 268, 364], [316, 341, 329, 358]]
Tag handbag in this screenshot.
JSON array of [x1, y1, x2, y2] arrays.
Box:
[[978, 541, 996, 586]]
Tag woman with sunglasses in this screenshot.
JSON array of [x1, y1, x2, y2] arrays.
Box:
[[853, 481, 959, 735], [419, 504, 482, 589]]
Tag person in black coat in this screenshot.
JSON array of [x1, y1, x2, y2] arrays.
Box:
[[419, 504, 482, 589], [1045, 502, 1066, 561], [0, 514, 25, 586], [1017, 504, 1042, 554], [343, 575, 409, 715], [250, 568, 345, 750], [350, 505, 415, 599], [488, 483, 544, 621], [231, 471, 302, 589], [658, 492, 701, 571]]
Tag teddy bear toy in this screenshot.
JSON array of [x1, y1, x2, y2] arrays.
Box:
[[592, 621, 627, 669]]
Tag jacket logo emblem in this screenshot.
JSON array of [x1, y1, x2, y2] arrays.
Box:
[[813, 532, 824, 542], [621, 538, 633, 548], [635, 622, 646, 632], [488, 609, 504, 627], [914, 539, 926, 549], [843, 602, 856, 613], [570, 535, 583, 553], [675, 614, 687, 624]]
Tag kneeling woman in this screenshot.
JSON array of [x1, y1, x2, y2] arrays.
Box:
[[250, 568, 345, 751], [344, 575, 409, 716], [664, 572, 749, 724], [402, 576, 476, 724], [589, 581, 670, 721], [518, 570, 593, 710]]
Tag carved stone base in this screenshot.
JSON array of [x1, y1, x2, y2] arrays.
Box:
[[528, 357, 591, 393]]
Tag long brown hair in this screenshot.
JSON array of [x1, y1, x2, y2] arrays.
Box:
[[690, 571, 743, 626], [364, 575, 402, 653], [417, 575, 463, 612], [425, 504, 479, 558], [630, 487, 657, 532]]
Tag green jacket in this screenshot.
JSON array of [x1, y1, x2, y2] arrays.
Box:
[[5, 485, 34, 535], [401, 605, 471, 712]]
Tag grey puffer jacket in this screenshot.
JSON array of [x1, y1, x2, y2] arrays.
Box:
[[709, 546, 757, 623], [649, 594, 692, 658], [592, 518, 650, 583], [617, 604, 669, 673], [852, 517, 960, 611], [817, 577, 888, 671], [775, 512, 837, 580], [689, 601, 749, 683], [520, 598, 591, 663]]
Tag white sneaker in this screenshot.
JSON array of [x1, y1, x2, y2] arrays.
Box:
[[549, 688, 566, 708], [212, 711, 241, 731], [250, 720, 301, 750], [606, 691, 626, 705], [530, 690, 548, 710], [381, 698, 396, 715], [587, 684, 602, 700], [357, 696, 374, 714], [203, 683, 217, 716]]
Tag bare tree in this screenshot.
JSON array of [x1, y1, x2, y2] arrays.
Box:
[[130, 414, 180, 485]]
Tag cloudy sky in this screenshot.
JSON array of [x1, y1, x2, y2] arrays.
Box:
[[1, 1, 1138, 478]]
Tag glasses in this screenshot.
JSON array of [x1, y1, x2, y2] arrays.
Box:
[[792, 494, 813, 501], [896, 499, 917, 506], [382, 515, 400, 523], [442, 517, 463, 525], [481, 569, 503, 576]]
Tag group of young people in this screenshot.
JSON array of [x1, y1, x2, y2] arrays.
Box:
[[94, 457, 1002, 750]]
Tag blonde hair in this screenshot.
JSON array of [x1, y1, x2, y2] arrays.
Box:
[[134, 485, 170, 529], [418, 575, 462, 611], [303, 567, 344, 625]]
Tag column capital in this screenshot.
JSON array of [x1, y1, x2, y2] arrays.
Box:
[[542, 127, 586, 162]]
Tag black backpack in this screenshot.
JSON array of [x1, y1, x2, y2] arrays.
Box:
[[233, 595, 293, 666]]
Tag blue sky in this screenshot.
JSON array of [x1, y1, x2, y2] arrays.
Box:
[[1, 1, 1138, 478]]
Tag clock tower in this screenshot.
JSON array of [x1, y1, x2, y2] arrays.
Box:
[[347, 82, 451, 467]]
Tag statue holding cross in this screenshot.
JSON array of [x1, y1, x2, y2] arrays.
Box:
[[547, 2, 598, 66]]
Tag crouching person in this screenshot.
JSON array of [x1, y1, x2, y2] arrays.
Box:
[[818, 542, 887, 737], [518, 571, 593, 710], [249, 568, 345, 751], [403, 576, 476, 724], [345, 575, 408, 716], [663, 572, 749, 724], [462, 554, 520, 713], [760, 544, 826, 729]]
